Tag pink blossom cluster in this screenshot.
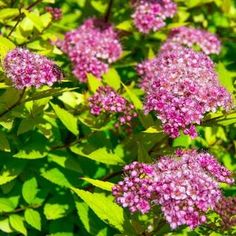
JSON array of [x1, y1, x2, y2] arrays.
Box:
[[3, 48, 63, 89], [112, 150, 234, 229], [88, 86, 137, 126], [131, 0, 177, 33], [214, 196, 236, 229], [161, 26, 221, 55], [56, 18, 122, 82], [45, 7, 62, 21], [137, 46, 232, 138]]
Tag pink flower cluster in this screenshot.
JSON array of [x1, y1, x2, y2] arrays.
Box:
[[214, 196, 236, 229], [89, 86, 137, 126], [161, 26, 221, 55], [112, 150, 234, 229], [137, 46, 232, 138], [45, 7, 62, 21], [131, 0, 177, 33], [56, 18, 122, 82], [3, 48, 63, 89]]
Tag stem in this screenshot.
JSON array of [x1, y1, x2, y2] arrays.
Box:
[[0, 204, 41, 216], [7, 0, 43, 39], [7, 6, 22, 38], [202, 109, 236, 125], [102, 170, 123, 181], [26, 0, 42, 11], [0, 88, 26, 118], [104, 0, 114, 22]]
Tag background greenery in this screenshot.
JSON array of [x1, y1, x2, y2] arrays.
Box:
[[0, 0, 235, 235]]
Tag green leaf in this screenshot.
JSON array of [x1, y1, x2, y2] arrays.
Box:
[[0, 218, 13, 233], [172, 134, 191, 148], [116, 20, 133, 31], [142, 126, 162, 134], [82, 177, 114, 191], [71, 188, 130, 232], [51, 103, 79, 136], [103, 68, 121, 90], [137, 142, 152, 163], [0, 159, 26, 185], [17, 117, 35, 135], [121, 82, 142, 110], [75, 199, 108, 236], [216, 62, 236, 93], [91, 0, 107, 13], [214, 113, 236, 126], [48, 151, 83, 174], [22, 177, 38, 204], [9, 214, 27, 236], [44, 201, 70, 220], [0, 36, 15, 61], [13, 133, 48, 159], [23, 10, 44, 32], [0, 198, 15, 213], [59, 92, 84, 109], [24, 209, 41, 231], [148, 47, 155, 59], [87, 74, 102, 93], [70, 145, 124, 165], [23, 87, 78, 103], [17, 117, 42, 135], [0, 130, 10, 152], [42, 0, 55, 3], [40, 12, 52, 28], [41, 168, 73, 188], [0, 8, 19, 21]]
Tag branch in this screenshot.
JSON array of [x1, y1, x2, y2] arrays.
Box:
[[0, 88, 26, 118], [104, 0, 114, 22]]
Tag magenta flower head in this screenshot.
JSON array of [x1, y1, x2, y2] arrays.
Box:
[[161, 26, 221, 55], [3, 48, 63, 89], [137, 46, 232, 138], [131, 0, 177, 34], [88, 86, 137, 127], [55, 18, 122, 83], [112, 150, 234, 229], [45, 7, 62, 21]]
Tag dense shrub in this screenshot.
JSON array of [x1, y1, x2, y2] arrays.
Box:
[[0, 0, 235, 235]]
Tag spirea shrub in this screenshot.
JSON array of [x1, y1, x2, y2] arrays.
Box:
[[0, 1, 235, 236], [112, 150, 234, 229]]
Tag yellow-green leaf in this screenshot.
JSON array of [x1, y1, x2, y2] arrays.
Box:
[[51, 103, 79, 136], [71, 188, 128, 232], [82, 177, 114, 191], [24, 209, 41, 231], [9, 215, 27, 236], [88, 73, 102, 93], [103, 68, 121, 90]]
